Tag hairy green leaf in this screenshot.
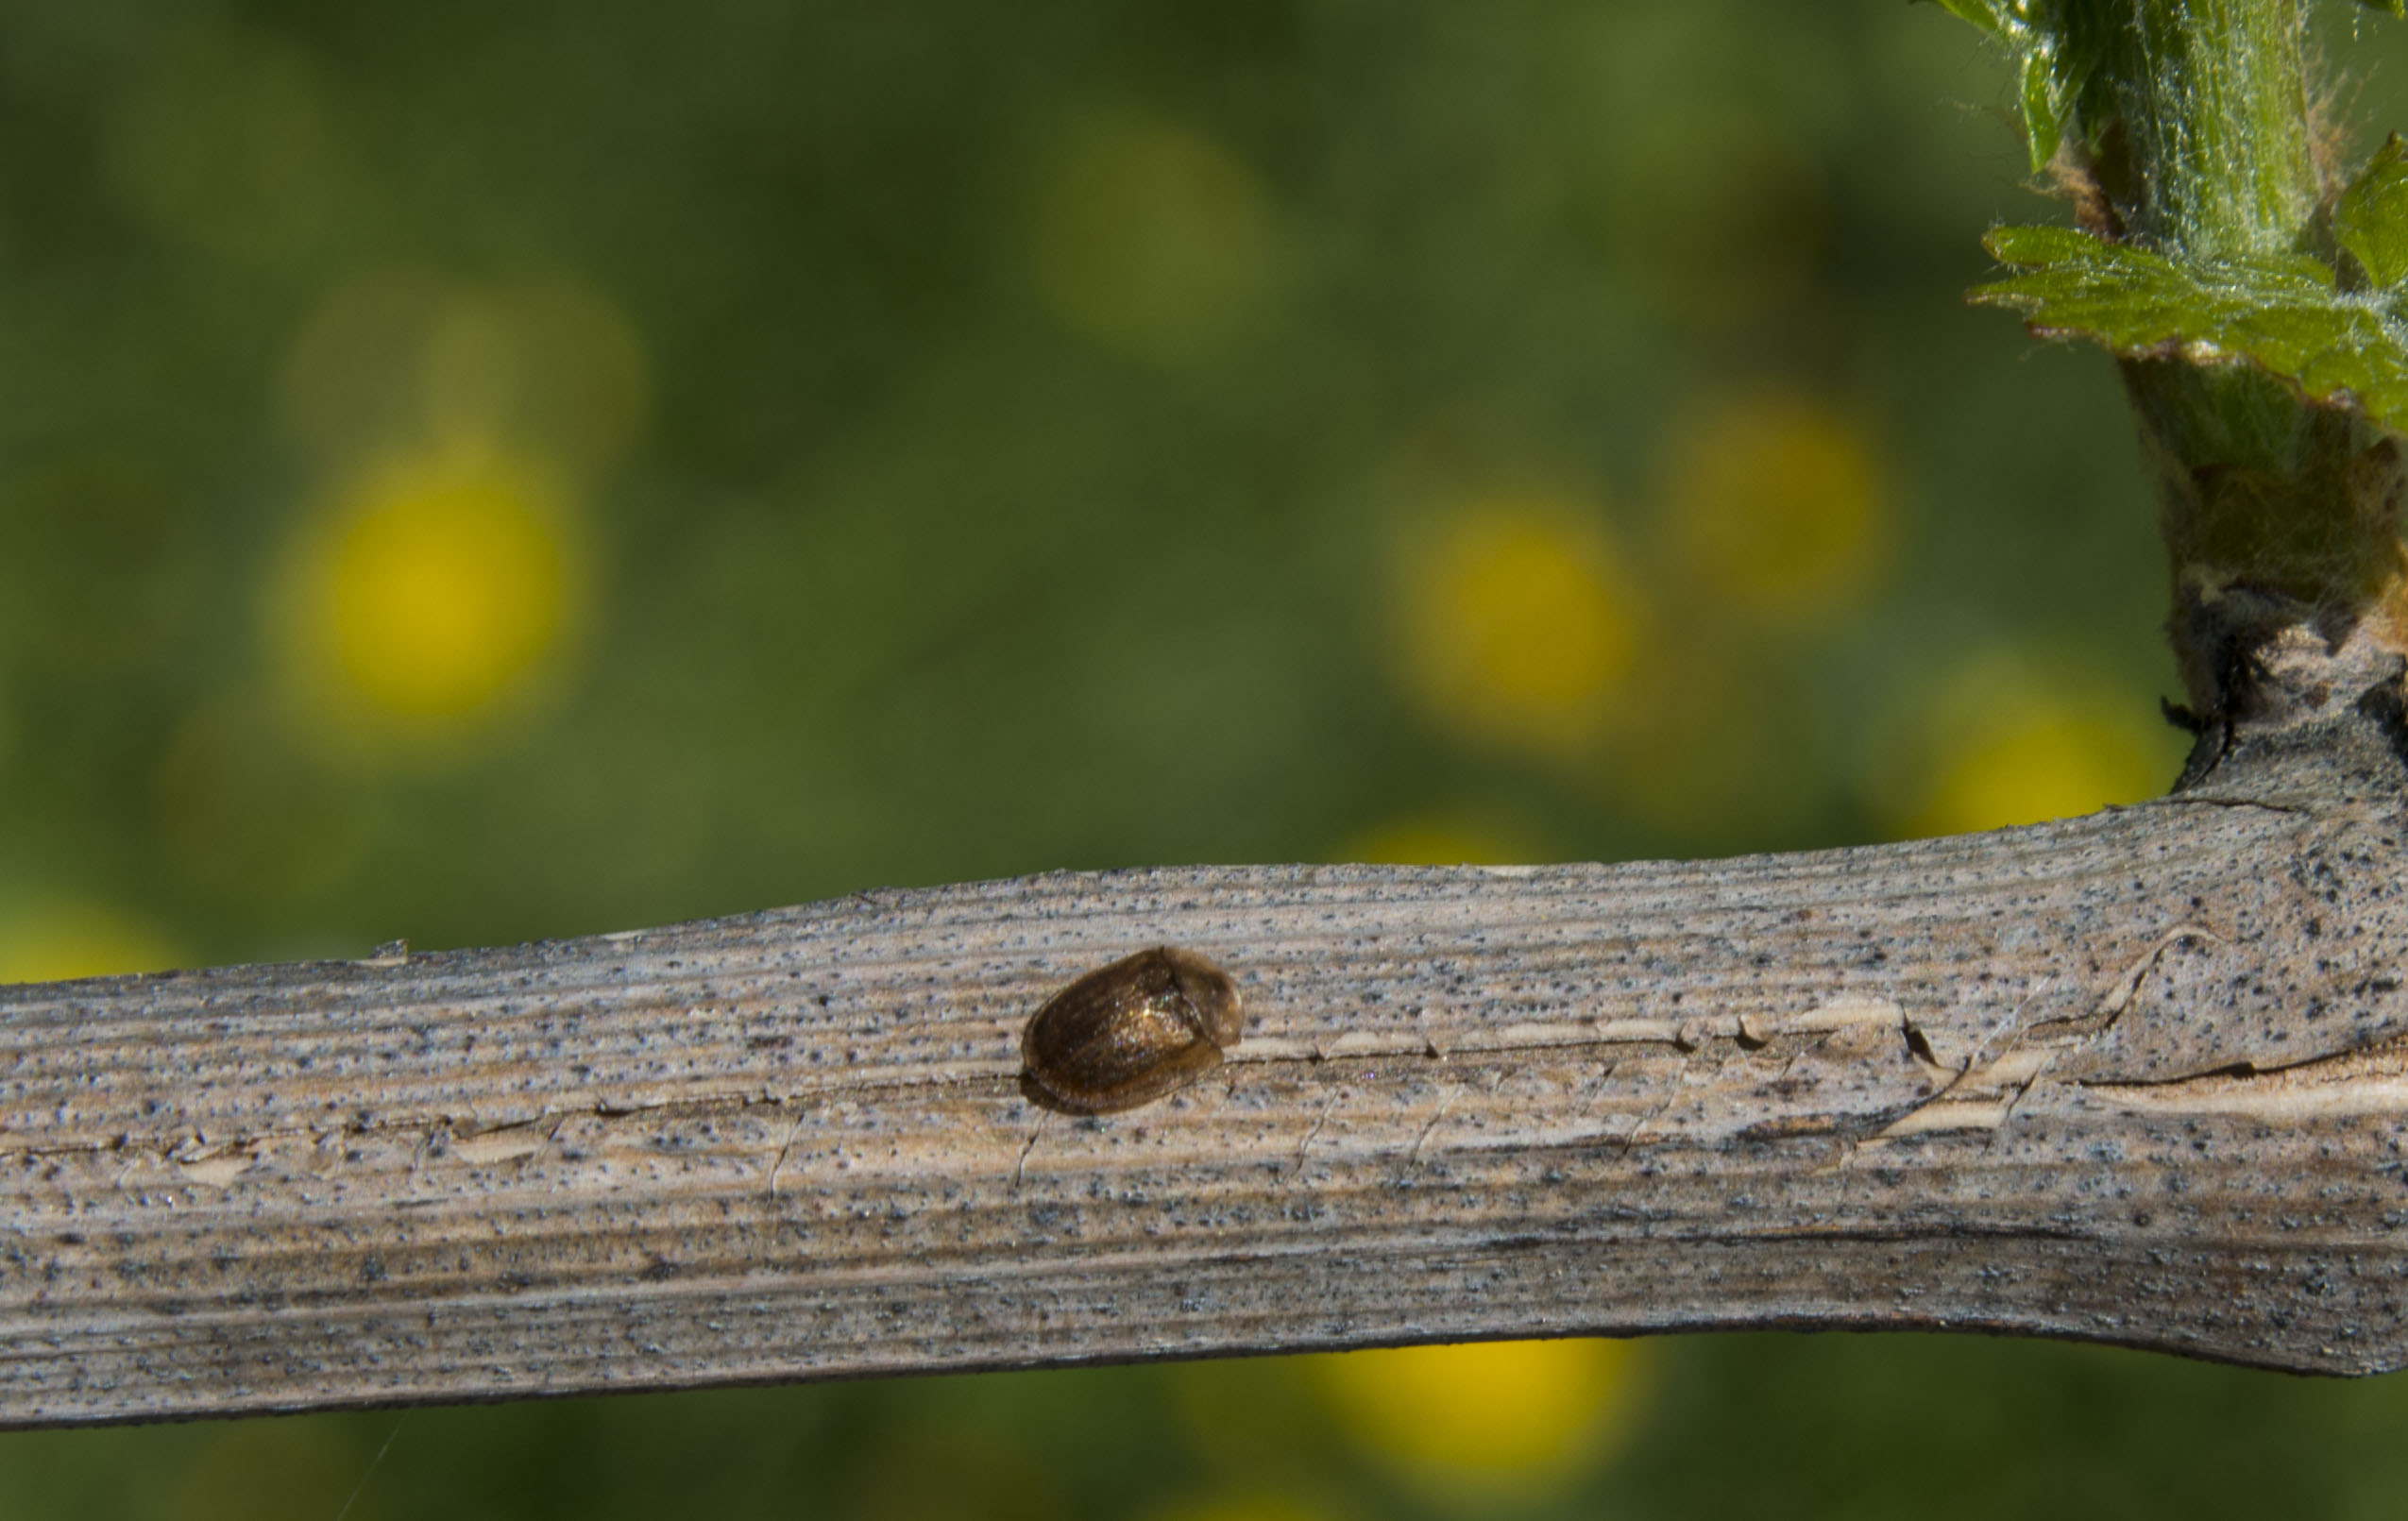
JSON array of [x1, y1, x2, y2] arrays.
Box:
[[1921, 0, 2090, 173], [2018, 50, 2062, 171], [1973, 225, 2408, 430], [2336, 134, 2408, 290]]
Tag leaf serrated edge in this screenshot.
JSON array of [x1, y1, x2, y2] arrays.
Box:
[[1971, 228, 2408, 431], [2334, 133, 2408, 290]]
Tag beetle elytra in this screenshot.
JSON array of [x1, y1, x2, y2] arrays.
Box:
[[1019, 946, 1245, 1115]]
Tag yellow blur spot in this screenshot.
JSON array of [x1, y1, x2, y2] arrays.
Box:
[[1912, 705, 2168, 837], [280, 441, 582, 735], [1028, 111, 1280, 363], [0, 902, 182, 984], [1311, 1339, 1641, 1490], [1665, 392, 1889, 623], [98, 30, 340, 257], [1393, 496, 1641, 758], [267, 267, 635, 754], [321, 446, 571, 718], [1879, 654, 2183, 837], [1342, 817, 1535, 867]]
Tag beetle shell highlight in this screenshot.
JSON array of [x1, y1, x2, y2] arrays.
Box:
[[1019, 947, 1245, 1115]]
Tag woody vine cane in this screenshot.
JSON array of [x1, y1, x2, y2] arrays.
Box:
[[8, 0, 2408, 1428]]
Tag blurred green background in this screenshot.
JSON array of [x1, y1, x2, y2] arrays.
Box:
[[3, 0, 2405, 1516]]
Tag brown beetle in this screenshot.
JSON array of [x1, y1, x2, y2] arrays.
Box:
[[1019, 947, 1244, 1114]]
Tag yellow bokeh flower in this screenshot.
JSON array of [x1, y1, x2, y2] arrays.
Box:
[[1028, 110, 1280, 363], [1664, 391, 1889, 623], [1911, 704, 2171, 837], [275, 439, 585, 742], [0, 900, 182, 985], [1877, 652, 2185, 837], [1310, 1338, 1642, 1491], [264, 266, 638, 756], [1392, 493, 1643, 758]]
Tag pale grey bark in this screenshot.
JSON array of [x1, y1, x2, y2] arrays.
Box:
[[6, 627, 2408, 1427]]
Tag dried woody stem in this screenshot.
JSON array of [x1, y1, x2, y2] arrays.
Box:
[[2, 619, 2407, 1427], [12, 0, 2408, 1428]]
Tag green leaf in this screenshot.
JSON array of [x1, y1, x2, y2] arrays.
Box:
[[2360, 0, 2405, 18], [1921, 0, 2093, 173], [2018, 51, 2061, 172], [2335, 134, 2408, 290], [1973, 225, 2408, 431]]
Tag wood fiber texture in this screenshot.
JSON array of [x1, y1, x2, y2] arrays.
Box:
[[7, 639, 2408, 1425]]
